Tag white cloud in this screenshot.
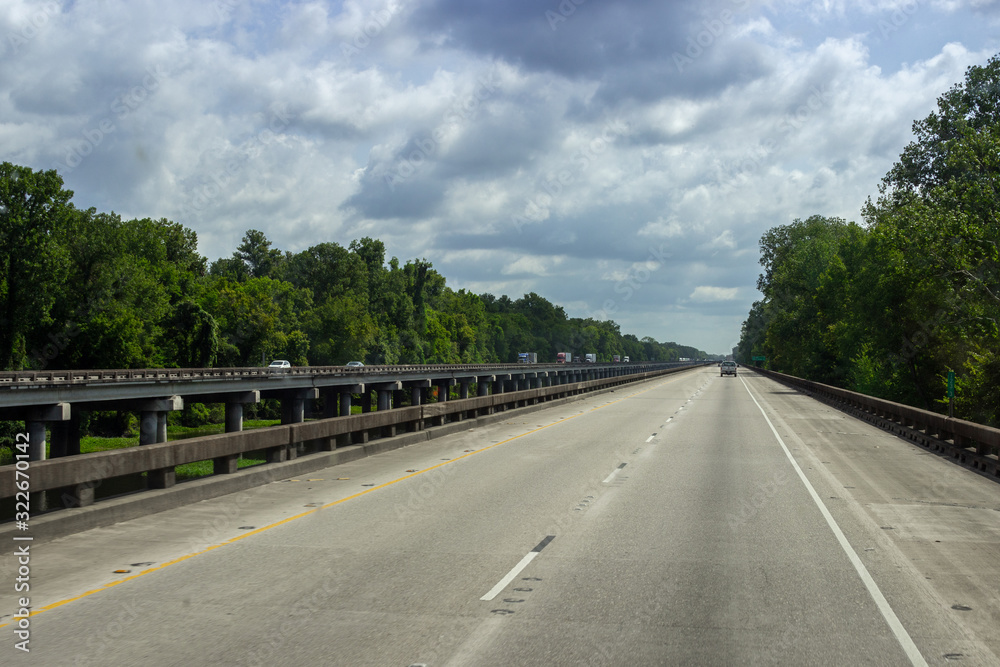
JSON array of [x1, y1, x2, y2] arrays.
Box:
[[690, 286, 741, 302], [501, 255, 564, 277], [0, 0, 994, 353]]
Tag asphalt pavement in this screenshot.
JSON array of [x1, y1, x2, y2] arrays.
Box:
[[2, 366, 999, 666]]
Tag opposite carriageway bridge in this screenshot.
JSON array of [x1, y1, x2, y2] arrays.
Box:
[[0, 361, 701, 533], [0, 361, 692, 462]]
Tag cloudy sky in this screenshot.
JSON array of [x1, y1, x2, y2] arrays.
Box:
[[2, 0, 998, 354]]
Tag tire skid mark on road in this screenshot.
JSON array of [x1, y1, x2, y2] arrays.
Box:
[[0, 372, 699, 628]]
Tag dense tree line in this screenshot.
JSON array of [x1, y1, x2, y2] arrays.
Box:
[[0, 167, 705, 375], [738, 55, 1000, 426]]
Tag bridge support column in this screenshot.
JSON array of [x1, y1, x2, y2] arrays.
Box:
[[157, 413, 168, 443], [377, 389, 391, 412], [354, 387, 372, 444], [435, 379, 454, 415], [210, 392, 256, 472], [215, 416, 241, 474], [24, 403, 70, 461], [475, 375, 493, 416], [281, 390, 313, 425], [434, 379, 455, 425], [225, 402, 243, 432], [48, 407, 80, 459], [457, 379, 473, 418], [35, 405, 83, 508], [403, 380, 430, 431], [371, 382, 401, 437], [218, 401, 242, 474], [26, 420, 47, 462], [274, 389, 317, 459], [327, 385, 363, 447], [320, 388, 338, 420], [140, 411, 157, 446], [134, 397, 183, 489], [493, 376, 507, 411]]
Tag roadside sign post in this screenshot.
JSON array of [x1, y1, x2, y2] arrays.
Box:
[[947, 370, 955, 418], [752, 355, 766, 368]]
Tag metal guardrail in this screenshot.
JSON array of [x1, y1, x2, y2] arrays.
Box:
[[0, 361, 682, 387], [0, 365, 696, 505], [754, 368, 1000, 479]]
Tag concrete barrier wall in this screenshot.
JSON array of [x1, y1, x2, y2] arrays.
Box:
[[754, 368, 1000, 478], [0, 367, 684, 500]]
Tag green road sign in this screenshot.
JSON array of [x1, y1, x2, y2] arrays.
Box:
[[752, 356, 766, 361], [947, 370, 955, 398]]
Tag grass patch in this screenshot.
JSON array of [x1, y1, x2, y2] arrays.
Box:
[[82, 436, 139, 453], [242, 419, 281, 429], [0, 419, 284, 467], [175, 456, 266, 481]]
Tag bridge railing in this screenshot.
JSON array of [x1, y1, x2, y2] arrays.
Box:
[[0, 365, 698, 514], [754, 368, 1000, 478], [0, 361, 681, 387]]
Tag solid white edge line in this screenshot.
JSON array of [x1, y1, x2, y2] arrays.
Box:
[[480, 552, 538, 601], [739, 376, 929, 667]]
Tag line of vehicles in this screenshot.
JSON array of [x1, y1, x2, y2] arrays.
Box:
[[524, 352, 627, 364], [270, 353, 646, 370]]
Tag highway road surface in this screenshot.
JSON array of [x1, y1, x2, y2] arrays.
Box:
[[2, 367, 999, 665]]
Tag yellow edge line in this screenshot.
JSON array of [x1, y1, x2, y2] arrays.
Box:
[[1, 370, 693, 626]]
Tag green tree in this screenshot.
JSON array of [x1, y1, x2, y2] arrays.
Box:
[[0, 163, 74, 370]]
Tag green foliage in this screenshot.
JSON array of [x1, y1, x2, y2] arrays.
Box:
[[0, 164, 709, 392], [739, 53, 1000, 425], [954, 350, 1000, 426], [0, 163, 74, 370]]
